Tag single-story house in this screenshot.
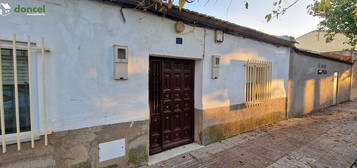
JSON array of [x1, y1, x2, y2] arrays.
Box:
[[288, 48, 353, 117], [0, 0, 354, 168]]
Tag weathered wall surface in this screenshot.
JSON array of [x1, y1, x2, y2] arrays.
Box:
[[351, 63, 357, 100], [198, 98, 286, 145], [195, 29, 290, 144], [0, 0, 290, 141], [0, 0, 291, 166], [0, 120, 148, 168], [201, 31, 290, 109], [288, 51, 352, 117], [0, 0, 205, 132]]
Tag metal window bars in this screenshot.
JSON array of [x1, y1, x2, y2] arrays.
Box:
[[0, 34, 50, 153], [245, 60, 272, 107]]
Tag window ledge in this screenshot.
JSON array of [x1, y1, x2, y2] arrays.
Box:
[[0, 131, 41, 145], [245, 100, 268, 107]]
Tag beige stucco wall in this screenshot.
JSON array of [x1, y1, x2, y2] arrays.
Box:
[[198, 98, 286, 145], [288, 50, 352, 118], [351, 63, 357, 100], [296, 31, 355, 52]]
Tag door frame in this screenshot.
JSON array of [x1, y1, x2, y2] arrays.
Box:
[[148, 55, 195, 155], [333, 71, 338, 105]]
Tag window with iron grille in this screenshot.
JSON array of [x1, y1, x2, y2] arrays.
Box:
[[0, 35, 49, 153], [0, 49, 31, 135], [245, 60, 272, 106]]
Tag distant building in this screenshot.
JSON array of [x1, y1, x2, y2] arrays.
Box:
[[296, 30, 356, 57], [288, 48, 353, 118], [296, 30, 355, 52], [296, 30, 357, 101]]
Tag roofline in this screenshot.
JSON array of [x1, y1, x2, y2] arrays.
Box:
[[96, 0, 294, 48], [296, 30, 327, 39], [293, 47, 353, 65]]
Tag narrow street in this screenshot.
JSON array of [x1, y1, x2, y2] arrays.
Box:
[[144, 100, 357, 168]]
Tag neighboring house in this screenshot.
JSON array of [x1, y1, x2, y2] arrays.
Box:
[[288, 48, 353, 117], [0, 0, 354, 168], [296, 30, 357, 100], [296, 30, 356, 55]]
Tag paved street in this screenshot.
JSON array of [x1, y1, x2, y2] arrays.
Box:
[[144, 100, 357, 168]]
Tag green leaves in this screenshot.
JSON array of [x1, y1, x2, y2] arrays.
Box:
[[317, 0, 332, 12], [273, 0, 283, 6], [266, 0, 299, 22], [265, 13, 272, 22], [310, 0, 357, 47]]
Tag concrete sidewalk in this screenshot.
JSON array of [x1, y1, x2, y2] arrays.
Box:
[[143, 101, 357, 168]]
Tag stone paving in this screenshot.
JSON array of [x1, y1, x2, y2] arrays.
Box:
[[142, 101, 357, 168]]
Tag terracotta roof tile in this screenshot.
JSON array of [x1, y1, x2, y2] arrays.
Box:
[[321, 52, 352, 63]]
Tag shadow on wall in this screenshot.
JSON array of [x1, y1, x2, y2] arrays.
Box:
[[52, 44, 151, 129], [203, 48, 287, 109], [200, 49, 288, 145], [289, 69, 352, 117], [221, 50, 264, 64], [304, 79, 316, 114], [200, 97, 287, 145], [54, 72, 149, 131]]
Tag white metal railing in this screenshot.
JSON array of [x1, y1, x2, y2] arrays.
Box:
[[0, 34, 50, 153], [0, 39, 4, 153], [245, 60, 272, 107]]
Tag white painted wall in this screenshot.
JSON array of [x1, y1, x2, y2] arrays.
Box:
[[201, 30, 290, 109], [288, 51, 351, 116], [0, 0, 290, 132]]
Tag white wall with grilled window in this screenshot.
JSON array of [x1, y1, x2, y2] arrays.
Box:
[[0, 45, 46, 151], [0, 0, 291, 132], [201, 31, 290, 109], [0, 0, 206, 132]]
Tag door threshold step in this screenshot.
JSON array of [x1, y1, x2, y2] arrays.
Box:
[[148, 143, 203, 165]]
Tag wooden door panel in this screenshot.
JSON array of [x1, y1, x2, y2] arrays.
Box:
[[149, 59, 162, 154], [149, 57, 194, 155]]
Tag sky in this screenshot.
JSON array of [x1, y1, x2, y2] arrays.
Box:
[[182, 0, 321, 38]]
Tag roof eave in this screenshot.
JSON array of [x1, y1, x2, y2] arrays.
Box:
[[97, 0, 294, 47], [293, 47, 353, 64]]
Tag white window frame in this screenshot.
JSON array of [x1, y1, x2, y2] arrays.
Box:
[[113, 44, 128, 63], [0, 35, 50, 153]]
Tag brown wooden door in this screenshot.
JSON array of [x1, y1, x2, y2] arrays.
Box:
[[149, 57, 194, 155]]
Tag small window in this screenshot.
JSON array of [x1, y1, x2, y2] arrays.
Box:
[[117, 48, 126, 60], [215, 57, 220, 65], [113, 45, 128, 63]]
